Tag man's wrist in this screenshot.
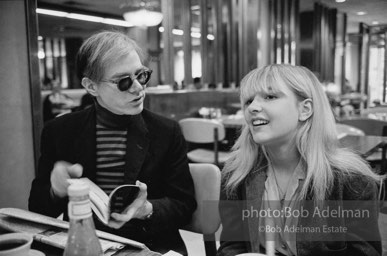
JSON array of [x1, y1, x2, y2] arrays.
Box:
[[144, 201, 153, 220], [50, 187, 57, 199], [50, 187, 63, 202]]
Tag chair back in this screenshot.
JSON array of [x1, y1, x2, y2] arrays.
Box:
[[338, 118, 387, 136], [179, 118, 226, 143], [184, 163, 221, 234], [336, 123, 365, 136]]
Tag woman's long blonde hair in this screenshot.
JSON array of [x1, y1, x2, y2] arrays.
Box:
[[223, 64, 381, 201]]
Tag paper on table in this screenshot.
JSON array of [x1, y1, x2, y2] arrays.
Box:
[[0, 212, 123, 252], [36, 228, 123, 252], [0, 208, 145, 249], [163, 250, 183, 256]]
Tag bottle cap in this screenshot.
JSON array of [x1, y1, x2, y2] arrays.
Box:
[[67, 180, 89, 197]]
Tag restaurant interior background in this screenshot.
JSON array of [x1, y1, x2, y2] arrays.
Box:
[[1, 0, 387, 209]]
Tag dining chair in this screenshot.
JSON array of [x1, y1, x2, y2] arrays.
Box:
[[338, 117, 387, 136], [364, 126, 387, 175], [179, 118, 231, 167], [339, 118, 387, 174], [335, 123, 365, 137], [182, 163, 221, 256]]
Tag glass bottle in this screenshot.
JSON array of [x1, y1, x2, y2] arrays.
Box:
[[63, 181, 103, 256]]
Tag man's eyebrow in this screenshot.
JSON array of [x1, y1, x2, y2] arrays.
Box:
[[110, 67, 146, 79], [110, 72, 129, 79]]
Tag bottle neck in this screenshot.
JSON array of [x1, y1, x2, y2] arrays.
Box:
[[68, 195, 92, 220]]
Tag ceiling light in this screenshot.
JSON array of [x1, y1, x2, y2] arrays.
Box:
[[356, 11, 367, 16], [158, 26, 215, 40], [102, 19, 132, 27], [36, 8, 132, 27], [207, 35, 215, 40], [36, 9, 67, 17], [67, 13, 103, 23], [123, 9, 163, 27], [191, 32, 201, 38], [38, 51, 45, 59], [172, 29, 184, 36], [191, 5, 200, 11], [122, 1, 163, 27], [335, 0, 346, 3]]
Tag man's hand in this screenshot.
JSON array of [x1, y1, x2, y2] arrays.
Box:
[[108, 181, 153, 229], [50, 161, 83, 198]]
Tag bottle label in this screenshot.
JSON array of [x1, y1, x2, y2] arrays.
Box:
[[68, 199, 92, 220]]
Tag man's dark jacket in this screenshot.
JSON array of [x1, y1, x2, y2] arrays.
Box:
[[29, 105, 197, 255]]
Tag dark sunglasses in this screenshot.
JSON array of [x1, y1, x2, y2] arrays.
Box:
[[102, 69, 152, 92]]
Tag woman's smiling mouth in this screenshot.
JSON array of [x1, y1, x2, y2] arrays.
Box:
[[252, 118, 269, 126]]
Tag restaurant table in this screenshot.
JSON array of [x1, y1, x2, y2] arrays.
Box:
[[339, 135, 387, 158], [0, 222, 161, 256], [30, 241, 161, 256]]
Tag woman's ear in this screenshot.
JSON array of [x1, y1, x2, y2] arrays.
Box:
[[298, 99, 313, 121], [81, 77, 99, 97]]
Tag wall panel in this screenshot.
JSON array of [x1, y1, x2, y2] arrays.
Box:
[[0, 0, 39, 209]]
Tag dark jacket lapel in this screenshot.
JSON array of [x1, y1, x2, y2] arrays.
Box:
[[73, 106, 97, 180], [124, 113, 150, 183], [245, 167, 267, 252]]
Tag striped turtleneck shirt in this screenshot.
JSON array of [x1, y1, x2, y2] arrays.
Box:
[[95, 101, 132, 196], [96, 124, 126, 194]]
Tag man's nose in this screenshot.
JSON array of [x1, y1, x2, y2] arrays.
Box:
[[129, 79, 143, 93]]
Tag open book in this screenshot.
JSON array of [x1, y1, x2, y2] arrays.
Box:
[[69, 178, 140, 225]]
